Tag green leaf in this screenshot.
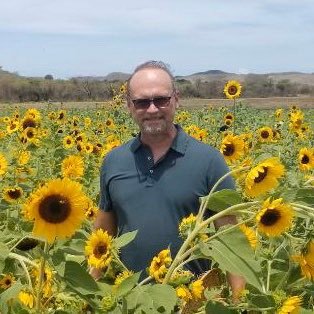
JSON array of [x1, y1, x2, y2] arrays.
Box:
[[210, 228, 263, 291], [63, 261, 99, 295], [116, 272, 141, 297], [124, 284, 176, 313], [0, 242, 10, 273], [145, 284, 177, 313], [201, 189, 242, 212], [205, 301, 238, 313], [295, 188, 314, 206], [249, 294, 275, 309], [62, 238, 85, 255], [114, 230, 138, 248]]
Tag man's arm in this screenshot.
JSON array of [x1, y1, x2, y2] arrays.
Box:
[[214, 215, 246, 302], [90, 210, 117, 280]]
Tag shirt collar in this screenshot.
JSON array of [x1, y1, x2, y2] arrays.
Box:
[[130, 124, 188, 155]]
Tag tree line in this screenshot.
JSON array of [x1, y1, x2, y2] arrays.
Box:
[[0, 73, 313, 102]]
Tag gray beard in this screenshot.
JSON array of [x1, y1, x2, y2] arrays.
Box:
[[140, 118, 168, 135]]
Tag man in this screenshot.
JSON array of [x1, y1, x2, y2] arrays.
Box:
[[92, 60, 245, 298]]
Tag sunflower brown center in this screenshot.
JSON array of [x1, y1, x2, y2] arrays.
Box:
[[66, 139, 71, 144], [5, 279, 12, 285], [26, 130, 34, 138], [254, 167, 268, 183], [38, 194, 71, 223], [261, 130, 269, 139], [23, 119, 37, 129], [260, 209, 280, 226], [94, 243, 107, 258], [301, 155, 310, 164], [223, 144, 235, 156], [8, 189, 22, 199], [228, 86, 237, 95]]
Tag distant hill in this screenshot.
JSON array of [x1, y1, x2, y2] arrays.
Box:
[[71, 72, 130, 82], [176, 71, 314, 86], [2, 65, 314, 87]]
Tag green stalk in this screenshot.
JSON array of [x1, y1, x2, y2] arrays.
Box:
[[36, 241, 49, 313], [8, 252, 38, 268], [266, 239, 274, 292]]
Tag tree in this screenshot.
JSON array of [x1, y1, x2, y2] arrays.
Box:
[[44, 74, 54, 80]]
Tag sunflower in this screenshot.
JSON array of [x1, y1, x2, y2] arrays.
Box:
[[0, 153, 8, 175], [23, 127, 37, 141], [105, 118, 115, 129], [245, 157, 285, 198], [258, 127, 274, 143], [0, 274, 15, 289], [149, 249, 172, 282], [239, 224, 258, 249], [63, 135, 75, 149], [18, 290, 35, 309], [256, 198, 294, 237], [85, 229, 114, 269], [21, 117, 38, 130], [3, 186, 23, 203], [224, 113, 234, 121], [225, 119, 233, 126], [17, 150, 31, 165], [179, 214, 197, 239], [25, 108, 41, 120], [85, 206, 99, 220], [298, 148, 314, 171], [224, 80, 242, 99], [57, 110, 66, 122], [61, 155, 84, 179], [277, 296, 302, 314], [176, 286, 192, 302], [190, 279, 204, 299], [23, 178, 88, 243], [6, 120, 20, 134], [220, 134, 245, 164], [114, 270, 134, 286], [275, 108, 283, 121], [292, 240, 314, 281], [84, 142, 94, 154]]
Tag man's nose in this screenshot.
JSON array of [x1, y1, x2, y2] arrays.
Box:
[[146, 101, 159, 113]]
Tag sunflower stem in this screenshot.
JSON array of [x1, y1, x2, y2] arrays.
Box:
[[266, 239, 274, 292], [36, 241, 49, 313], [18, 259, 33, 290], [8, 252, 38, 268], [233, 98, 236, 134], [137, 276, 152, 286]]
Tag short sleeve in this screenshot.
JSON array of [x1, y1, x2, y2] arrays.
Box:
[[99, 156, 113, 212], [207, 149, 236, 192]]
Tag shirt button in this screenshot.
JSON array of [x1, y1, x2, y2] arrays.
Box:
[[148, 156, 152, 160], [149, 169, 153, 174]]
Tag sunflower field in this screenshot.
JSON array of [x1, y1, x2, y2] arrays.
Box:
[[0, 83, 313, 314]]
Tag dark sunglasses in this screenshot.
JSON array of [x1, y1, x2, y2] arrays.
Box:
[[131, 94, 173, 110]]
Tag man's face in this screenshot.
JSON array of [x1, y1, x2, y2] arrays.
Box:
[[127, 68, 178, 136]]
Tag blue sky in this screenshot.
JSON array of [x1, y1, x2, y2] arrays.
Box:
[[1, 0, 314, 79]]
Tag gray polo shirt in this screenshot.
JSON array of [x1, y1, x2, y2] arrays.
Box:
[[99, 125, 235, 275]]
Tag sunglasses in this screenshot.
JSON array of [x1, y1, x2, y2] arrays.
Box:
[[131, 94, 173, 110]]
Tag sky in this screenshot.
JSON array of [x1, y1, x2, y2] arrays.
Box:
[[0, 0, 314, 79]]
